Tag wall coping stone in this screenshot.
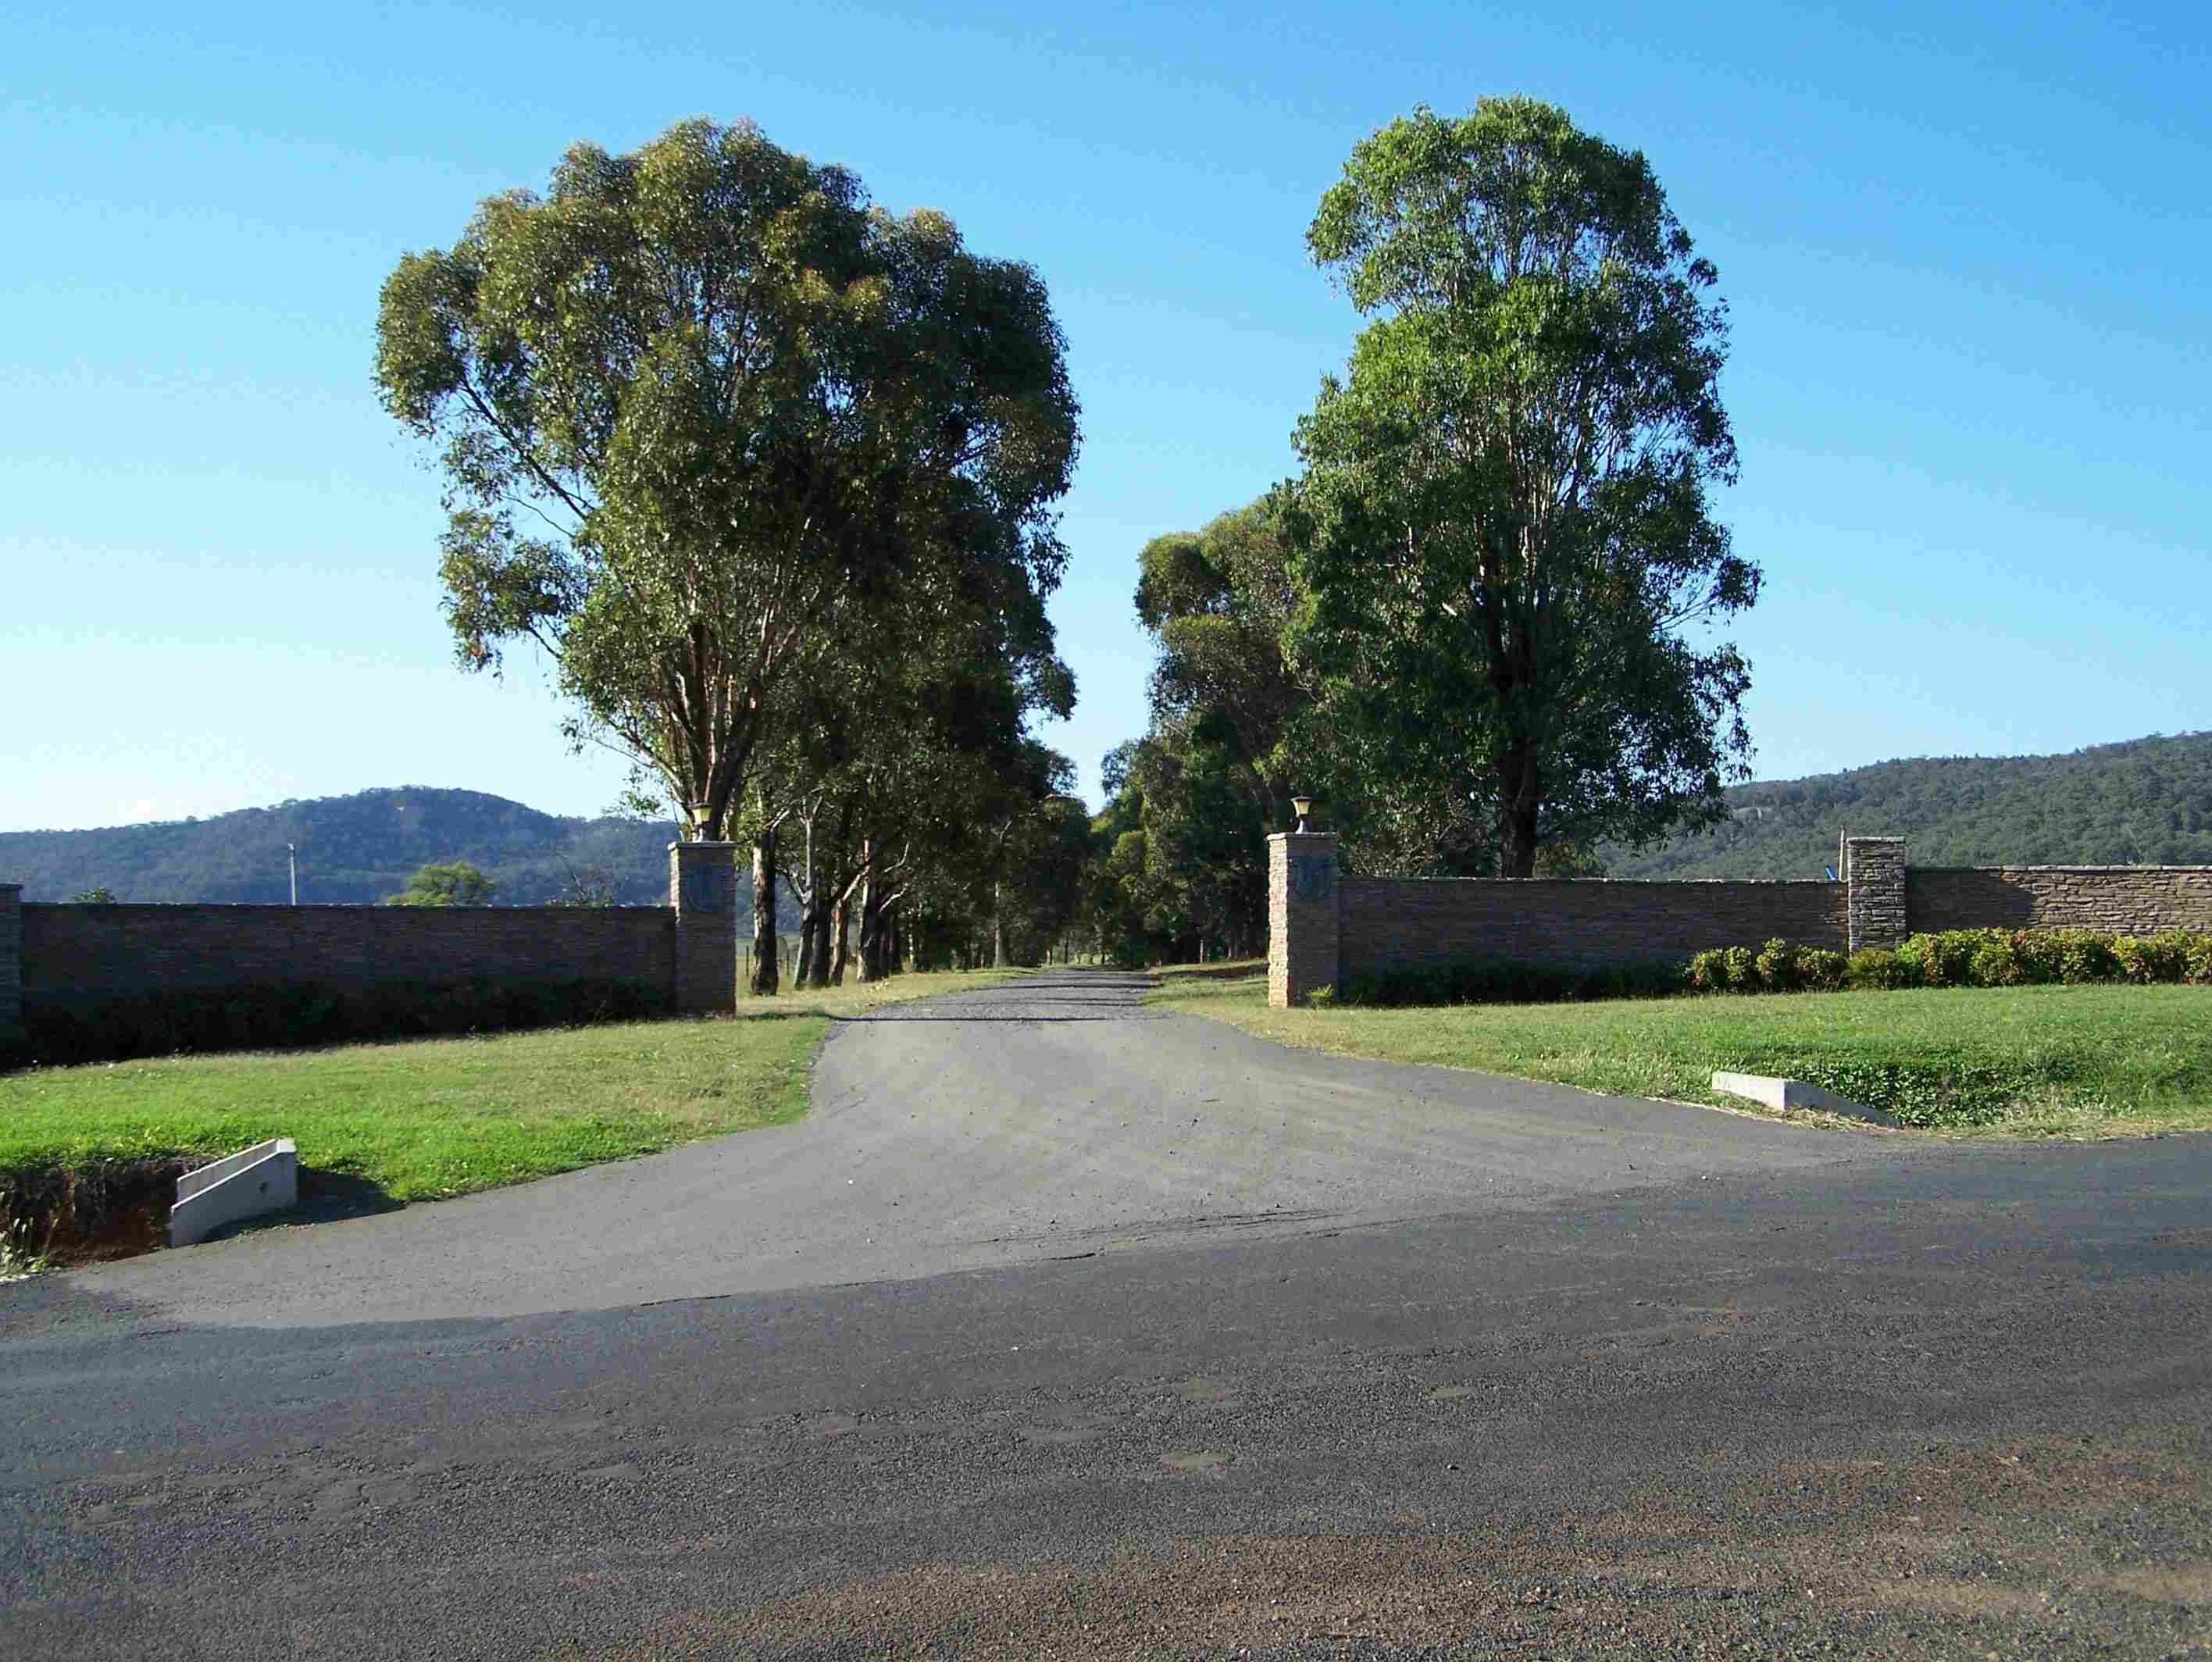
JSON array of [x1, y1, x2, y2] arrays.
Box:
[[1910, 865, 2212, 876]]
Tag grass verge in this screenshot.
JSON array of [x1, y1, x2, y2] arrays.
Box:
[[0, 967, 1026, 1242], [1151, 965, 2212, 1139]]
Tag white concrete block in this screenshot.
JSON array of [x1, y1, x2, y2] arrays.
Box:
[[171, 1137, 298, 1247], [1710, 1072, 1887, 1124]]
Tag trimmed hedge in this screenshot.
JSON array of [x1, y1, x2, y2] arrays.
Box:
[[1335, 926, 2212, 1008], [1, 975, 672, 1070]]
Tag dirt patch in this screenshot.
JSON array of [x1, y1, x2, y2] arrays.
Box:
[[2, 1161, 390, 1268], [2, 1156, 200, 1264]]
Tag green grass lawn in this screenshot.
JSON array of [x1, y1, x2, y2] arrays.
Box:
[[1152, 964, 2212, 1138], [0, 967, 1025, 1204]]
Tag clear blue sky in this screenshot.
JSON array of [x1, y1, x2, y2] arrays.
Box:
[[5, 0, 2208, 832]]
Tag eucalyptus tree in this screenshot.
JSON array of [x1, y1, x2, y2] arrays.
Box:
[[374, 117, 1079, 843], [1291, 99, 1760, 878], [1133, 494, 1310, 833]]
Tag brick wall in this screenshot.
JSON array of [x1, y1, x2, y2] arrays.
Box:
[[19, 903, 675, 1013], [1908, 867, 2212, 935], [1338, 876, 1846, 980]]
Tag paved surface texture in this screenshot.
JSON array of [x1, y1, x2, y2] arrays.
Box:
[[9, 969, 1926, 1333], [5, 968, 2210, 1657]]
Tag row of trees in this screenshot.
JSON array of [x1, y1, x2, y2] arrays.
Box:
[[380, 102, 1764, 975], [1089, 98, 1761, 959], [376, 119, 1088, 990]]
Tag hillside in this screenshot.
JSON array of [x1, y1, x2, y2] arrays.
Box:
[[1605, 732, 2212, 879], [0, 788, 689, 907]]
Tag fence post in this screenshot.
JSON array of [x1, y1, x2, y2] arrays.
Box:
[[1845, 836, 1908, 950], [668, 841, 740, 1015], [0, 883, 20, 1039], [1268, 832, 1340, 1008]]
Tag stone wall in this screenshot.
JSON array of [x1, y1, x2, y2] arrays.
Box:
[[19, 902, 676, 1013], [1338, 873, 1846, 980], [1265, 833, 2212, 1007], [0, 843, 758, 1029], [1268, 833, 1342, 1006], [1845, 836, 1907, 950], [0, 884, 20, 1032], [1908, 867, 2212, 935]]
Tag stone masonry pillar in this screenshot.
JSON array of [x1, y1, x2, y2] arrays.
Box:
[[0, 883, 20, 1038], [1846, 836, 1907, 950], [668, 841, 740, 1015], [1268, 833, 1340, 1008]]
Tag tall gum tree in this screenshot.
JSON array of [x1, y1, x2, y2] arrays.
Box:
[[1290, 99, 1760, 878], [373, 118, 1078, 842]]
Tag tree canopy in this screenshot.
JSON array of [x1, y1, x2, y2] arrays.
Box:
[[383, 860, 498, 907], [374, 117, 1079, 842], [1289, 98, 1760, 877]]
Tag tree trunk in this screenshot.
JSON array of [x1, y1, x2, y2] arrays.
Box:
[[1499, 740, 1542, 879], [830, 893, 851, 985], [856, 839, 882, 983], [750, 830, 779, 996], [992, 881, 1007, 968]]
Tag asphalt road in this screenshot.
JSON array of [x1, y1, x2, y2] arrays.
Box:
[[4, 968, 2208, 1657]]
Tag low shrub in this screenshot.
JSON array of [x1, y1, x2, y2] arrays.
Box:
[[1753, 938, 1803, 992], [1898, 929, 1979, 988], [1322, 925, 2212, 1012], [1796, 948, 1850, 992], [2114, 929, 2194, 985], [1686, 949, 1736, 993], [3, 975, 671, 1070], [1846, 947, 1915, 990]]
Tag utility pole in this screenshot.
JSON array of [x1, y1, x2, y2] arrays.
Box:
[[287, 842, 298, 906]]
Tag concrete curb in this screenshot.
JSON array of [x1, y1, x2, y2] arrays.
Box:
[[1711, 1072, 1893, 1126], [171, 1137, 298, 1247]]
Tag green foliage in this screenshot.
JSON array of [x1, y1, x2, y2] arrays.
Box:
[[1784, 1059, 2018, 1127], [1607, 729, 2212, 878], [1797, 949, 1849, 992], [1334, 925, 2212, 1014], [374, 117, 1079, 842], [383, 859, 498, 907], [1290, 98, 1757, 878], [1845, 947, 1913, 990], [5, 976, 669, 1070], [1896, 929, 1975, 987], [1752, 938, 1800, 992], [68, 886, 116, 904]]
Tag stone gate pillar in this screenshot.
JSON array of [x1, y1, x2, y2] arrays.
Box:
[[1268, 833, 1340, 1008], [669, 841, 740, 1014], [1846, 836, 1907, 950]]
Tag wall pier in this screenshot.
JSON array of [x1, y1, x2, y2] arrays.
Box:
[[669, 840, 740, 1015]]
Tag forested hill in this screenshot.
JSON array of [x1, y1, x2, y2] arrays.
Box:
[[0, 789, 685, 905], [1606, 732, 2212, 879]]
